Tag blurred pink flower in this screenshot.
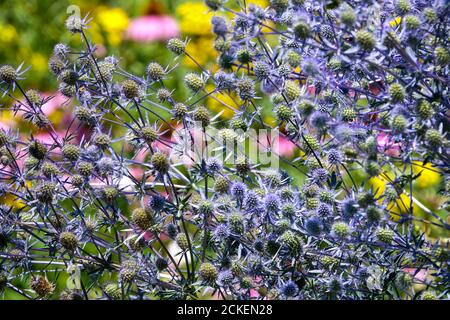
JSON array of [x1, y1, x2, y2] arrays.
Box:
[[126, 15, 179, 43], [402, 268, 428, 282], [41, 92, 67, 116], [377, 132, 402, 158], [259, 133, 296, 158]]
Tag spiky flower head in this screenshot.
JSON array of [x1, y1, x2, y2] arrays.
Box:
[[122, 79, 140, 99], [62, 144, 81, 161], [147, 62, 165, 82], [167, 38, 186, 55], [59, 231, 78, 251], [151, 152, 170, 174], [184, 73, 204, 93], [199, 262, 218, 282], [176, 233, 189, 250], [376, 227, 394, 244]]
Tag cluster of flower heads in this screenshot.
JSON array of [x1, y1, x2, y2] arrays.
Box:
[[0, 0, 449, 300]]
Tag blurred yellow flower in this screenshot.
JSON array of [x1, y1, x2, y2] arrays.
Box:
[[176, 2, 213, 36], [184, 37, 217, 67], [368, 174, 420, 221], [30, 53, 47, 72], [247, 0, 268, 6], [413, 161, 441, 189], [0, 24, 18, 43], [94, 7, 129, 46], [206, 84, 236, 119]]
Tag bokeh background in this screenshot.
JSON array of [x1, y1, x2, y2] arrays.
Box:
[[0, 0, 448, 299]]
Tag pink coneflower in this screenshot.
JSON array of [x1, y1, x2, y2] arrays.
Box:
[[126, 15, 179, 43]]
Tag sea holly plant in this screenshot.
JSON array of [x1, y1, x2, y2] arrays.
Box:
[[0, 0, 449, 300]]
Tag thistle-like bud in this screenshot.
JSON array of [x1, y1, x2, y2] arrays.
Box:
[[122, 79, 140, 99], [236, 77, 255, 101], [214, 176, 230, 193], [175, 233, 189, 250], [281, 230, 301, 252], [157, 88, 171, 102], [28, 140, 47, 160], [404, 15, 420, 30], [184, 73, 204, 93], [205, 0, 224, 11], [62, 144, 81, 161], [147, 62, 165, 82], [395, 0, 411, 15], [42, 162, 59, 178], [155, 257, 168, 270], [376, 227, 394, 244], [424, 129, 443, 148], [283, 80, 300, 101], [287, 50, 301, 68], [331, 221, 350, 238], [77, 161, 94, 177], [59, 231, 78, 251], [356, 30, 376, 51], [25, 89, 42, 105], [293, 21, 310, 39], [193, 106, 210, 127], [270, 0, 289, 13], [172, 103, 188, 119], [389, 83, 405, 103], [101, 186, 119, 202], [390, 115, 407, 133], [167, 38, 186, 55], [420, 291, 437, 300], [131, 207, 152, 230], [340, 8, 356, 26], [140, 126, 158, 143], [49, 56, 65, 75], [199, 262, 218, 282], [104, 283, 121, 300], [0, 65, 17, 83], [120, 260, 139, 282], [151, 152, 170, 174], [435, 46, 450, 66]]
